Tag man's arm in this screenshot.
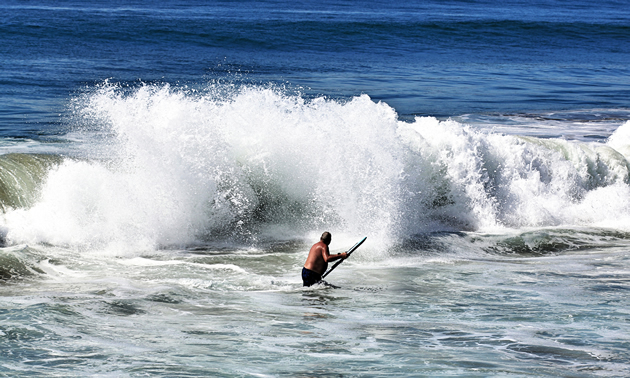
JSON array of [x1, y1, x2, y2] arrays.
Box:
[[322, 247, 348, 262]]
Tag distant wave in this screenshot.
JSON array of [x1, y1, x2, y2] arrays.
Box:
[[1, 83, 630, 251]]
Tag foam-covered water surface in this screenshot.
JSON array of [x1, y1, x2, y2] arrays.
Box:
[[1, 238, 628, 376]]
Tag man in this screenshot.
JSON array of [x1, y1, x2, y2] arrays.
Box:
[[302, 232, 348, 287]]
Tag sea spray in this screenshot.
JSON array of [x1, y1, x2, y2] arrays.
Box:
[[606, 120, 630, 160], [398, 117, 630, 231], [3, 84, 407, 252], [2, 83, 630, 253]]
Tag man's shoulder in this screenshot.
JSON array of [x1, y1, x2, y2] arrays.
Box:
[[310, 241, 322, 251], [311, 241, 327, 252]]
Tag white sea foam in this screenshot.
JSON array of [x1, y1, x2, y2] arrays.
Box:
[[2, 83, 630, 253]]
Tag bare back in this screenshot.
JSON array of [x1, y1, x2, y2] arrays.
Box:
[[304, 241, 329, 275]]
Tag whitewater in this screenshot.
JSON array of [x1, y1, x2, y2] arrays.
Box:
[[0, 83, 629, 376], [5, 84, 630, 248]]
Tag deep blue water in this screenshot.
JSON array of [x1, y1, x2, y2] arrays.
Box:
[[1, 0, 629, 136]]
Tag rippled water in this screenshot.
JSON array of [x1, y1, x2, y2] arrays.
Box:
[[1, 235, 629, 376]]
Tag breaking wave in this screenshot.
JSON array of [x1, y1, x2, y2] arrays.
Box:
[[2, 82, 630, 252]]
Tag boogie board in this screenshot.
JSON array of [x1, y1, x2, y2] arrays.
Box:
[[321, 236, 367, 279]]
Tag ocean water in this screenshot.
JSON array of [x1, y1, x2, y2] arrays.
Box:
[[1, 0, 630, 376]]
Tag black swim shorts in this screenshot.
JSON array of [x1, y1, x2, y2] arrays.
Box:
[[302, 267, 322, 287]]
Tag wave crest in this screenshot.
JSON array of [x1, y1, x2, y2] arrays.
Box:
[[2, 83, 630, 251]]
